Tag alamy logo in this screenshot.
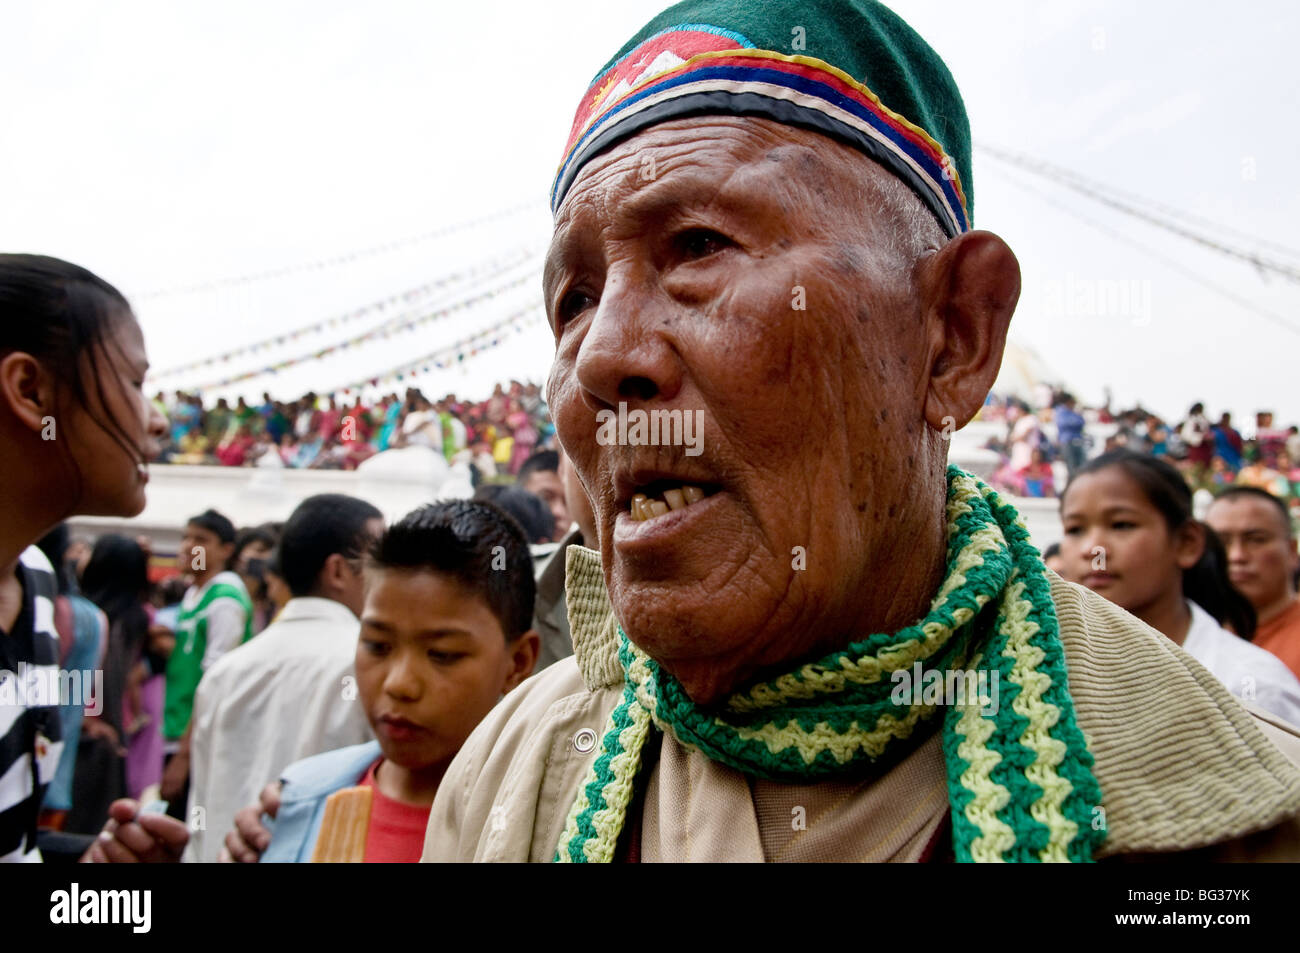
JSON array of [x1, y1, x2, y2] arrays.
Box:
[[889, 662, 999, 715], [595, 401, 703, 457], [0, 664, 102, 715], [50, 883, 151, 933]]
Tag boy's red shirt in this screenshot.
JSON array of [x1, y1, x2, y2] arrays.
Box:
[[359, 759, 433, 863]]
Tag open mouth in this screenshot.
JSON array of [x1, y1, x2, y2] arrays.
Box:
[[627, 479, 721, 521]]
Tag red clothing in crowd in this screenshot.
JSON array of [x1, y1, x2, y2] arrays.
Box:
[[1255, 599, 1300, 681], [359, 760, 432, 863]]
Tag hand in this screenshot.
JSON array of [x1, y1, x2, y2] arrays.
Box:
[[220, 781, 281, 863], [80, 800, 188, 863], [160, 753, 189, 803], [80, 717, 125, 756]]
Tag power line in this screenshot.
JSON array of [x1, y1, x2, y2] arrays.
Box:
[[981, 146, 1300, 264], [182, 269, 542, 391], [131, 199, 545, 299], [985, 163, 1300, 339], [978, 145, 1300, 285], [147, 245, 541, 380]]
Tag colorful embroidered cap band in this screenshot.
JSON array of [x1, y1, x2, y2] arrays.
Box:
[[550, 0, 973, 238]]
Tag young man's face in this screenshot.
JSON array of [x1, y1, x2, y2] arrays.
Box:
[[522, 468, 570, 541], [180, 524, 232, 578], [1207, 496, 1299, 615], [356, 569, 536, 774]]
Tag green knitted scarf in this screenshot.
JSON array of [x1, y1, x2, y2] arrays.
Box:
[[554, 466, 1105, 862]]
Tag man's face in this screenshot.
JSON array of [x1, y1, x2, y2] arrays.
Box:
[[522, 468, 570, 541], [180, 524, 231, 578], [1207, 496, 1298, 614], [336, 517, 385, 617], [544, 117, 937, 702]]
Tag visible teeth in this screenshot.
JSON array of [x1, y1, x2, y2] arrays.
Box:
[[630, 484, 710, 520]]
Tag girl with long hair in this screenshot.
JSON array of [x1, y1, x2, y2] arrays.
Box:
[[1, 254, 178, 861]]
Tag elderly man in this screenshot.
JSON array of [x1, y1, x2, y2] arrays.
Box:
[[424, 0, 1300, 862]]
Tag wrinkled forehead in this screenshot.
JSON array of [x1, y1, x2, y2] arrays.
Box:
[[548, 116, 895, 256]]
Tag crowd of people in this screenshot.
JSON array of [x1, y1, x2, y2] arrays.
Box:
[[15, 446, 588, 862], [156, 381, 553, 477], [5, 251, 1300, 867], [984, 388, 1300, 515], [5, 0, 1300, 872]]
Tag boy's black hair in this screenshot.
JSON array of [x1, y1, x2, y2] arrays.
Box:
[[517, 449, 560, 485], [232, 524, 279, 566], [473, 484, 555, 544], [187, 508, 236, 544], [1210, 486, 1293, 539], [367, 500, 535, 641], [276, 494, 381, 598], [1042, 541, 1061, 561]]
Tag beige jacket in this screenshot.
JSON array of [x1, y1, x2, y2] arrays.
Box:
[[423, 546, 1300, 862]]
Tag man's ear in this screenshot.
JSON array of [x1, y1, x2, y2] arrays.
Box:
[[0, 351, 57, 435], [918, 231, 1021, 433], [317, 552, 350, 596], [502, 629, 541, 693]]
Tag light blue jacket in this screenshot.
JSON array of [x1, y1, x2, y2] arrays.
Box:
[[260, 741, 381, 863]]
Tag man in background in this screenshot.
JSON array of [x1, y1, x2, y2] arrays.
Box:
[[517, 449, 571, 543], [1208, 487, 1300, 679], [184, 494, 382, 861]]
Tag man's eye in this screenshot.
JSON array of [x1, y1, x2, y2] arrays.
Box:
[[428, 651, 463, 664], [557, 289, 595, 324], [674, 228, 733, 261], [362, 640, 390, 656], [1063, 526, 1081, 536]]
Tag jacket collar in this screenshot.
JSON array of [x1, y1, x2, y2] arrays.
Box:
[[273, 596, 359, 627], [565, 546, 1300, 855], [278, 740, 382, 801]]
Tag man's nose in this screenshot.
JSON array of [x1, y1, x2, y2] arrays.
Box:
[[573, 269, 683, 412]]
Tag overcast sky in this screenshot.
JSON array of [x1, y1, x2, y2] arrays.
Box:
[[3, 0, 1298, 424]]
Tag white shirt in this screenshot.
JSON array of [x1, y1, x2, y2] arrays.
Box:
[[1182, 600, 1300, 728], [183, 597, 372, 862]]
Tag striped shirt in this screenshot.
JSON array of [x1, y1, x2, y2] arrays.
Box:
[[0, 547, 64, 862]]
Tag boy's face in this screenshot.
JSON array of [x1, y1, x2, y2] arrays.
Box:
[[180, 524, 232, 577], [356, 568, 537, 774]]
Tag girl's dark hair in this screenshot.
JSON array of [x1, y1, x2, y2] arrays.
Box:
[[0, 254, 142, 504], [1065, 449, 1256, 638], [80, 533, 152, 735], [36, 522, 74, 595]]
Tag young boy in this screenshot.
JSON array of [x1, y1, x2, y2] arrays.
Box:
[[259, 499, 539, 862]]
